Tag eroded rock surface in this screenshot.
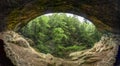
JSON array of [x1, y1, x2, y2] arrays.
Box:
[[0, 31, 119, 66], [0, 0, 120, 33], [0, 31, 79, 66], [69, 34, 120, 66]]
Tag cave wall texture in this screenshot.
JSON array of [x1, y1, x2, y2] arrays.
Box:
[[0, 31, 119, 66], [0, 0, 120, 33], [0, 39, 15, 66]]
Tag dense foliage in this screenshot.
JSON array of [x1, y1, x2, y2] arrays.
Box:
[[18, 13, 103, 58]]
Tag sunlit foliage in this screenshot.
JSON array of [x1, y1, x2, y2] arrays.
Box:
[[19, 13, 103, 58]]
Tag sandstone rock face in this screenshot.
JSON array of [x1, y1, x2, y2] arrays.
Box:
[[0, 39, 15, 66], [0, 31, 79, 66], [69, 34, 120, 66], [0, 31, 120, 66], [0, 0, 120, 33]]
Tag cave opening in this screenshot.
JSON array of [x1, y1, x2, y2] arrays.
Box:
[[17, 13, 103, 59], [0, 39, 14, 66], [0, 0, 119, 65]]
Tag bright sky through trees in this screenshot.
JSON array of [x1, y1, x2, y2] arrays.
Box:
[[44, 13, 91, 23]]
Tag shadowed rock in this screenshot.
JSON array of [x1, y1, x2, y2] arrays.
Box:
[[0, 0, 120, 33], [0, 39, 15, 66]]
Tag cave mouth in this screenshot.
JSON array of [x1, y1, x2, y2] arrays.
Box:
[[0, 39, 15, 66], [17, 13, 103, 59]]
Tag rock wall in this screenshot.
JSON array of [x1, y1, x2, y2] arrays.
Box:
[[69, 34, 120, 66], [0, 31, 119, 66], [0, 0, 120, 33], [0, 39, 15, 66], [0, 31, 78, 66]]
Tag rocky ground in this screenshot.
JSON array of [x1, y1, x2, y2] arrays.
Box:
[[0, 31, 119, 66]]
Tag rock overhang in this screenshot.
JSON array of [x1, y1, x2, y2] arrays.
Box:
[[0, 0, 120, 34]]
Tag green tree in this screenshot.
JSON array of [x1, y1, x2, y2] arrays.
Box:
[[18, 13, 103, 58]]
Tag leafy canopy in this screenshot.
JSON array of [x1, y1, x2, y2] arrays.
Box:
[[19, 13, 103, 58]]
